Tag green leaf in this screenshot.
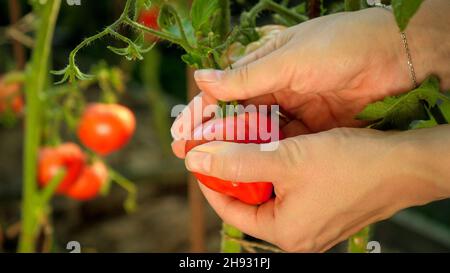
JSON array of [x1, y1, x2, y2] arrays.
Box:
[[409, 107, 438, 129], [158, 4, 177, 30], [410, 119, 437, 129], [181, 53, 202, 68], [165, 17, 197, 46], [439, 95, 450, 122], [51, 64, 94, 84], [344, 0, 361, 11], [190, 0, 219, 33], [107, 42, 155, 62], [356, 76, 445, 130], [391, 0, 424, 31]]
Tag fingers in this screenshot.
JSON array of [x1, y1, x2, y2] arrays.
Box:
[[194, 49, 291, 102], [185, 140, 287, 183], [170, 92, 218, 159], [198, 183, 275, 241], [232, 37, 282, 68]]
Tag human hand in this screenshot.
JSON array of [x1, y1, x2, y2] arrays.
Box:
[[172, 7, 411, 157], [184, 126, 450, 252]]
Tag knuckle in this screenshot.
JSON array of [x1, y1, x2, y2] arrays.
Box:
[[276, 138, 304, 170]]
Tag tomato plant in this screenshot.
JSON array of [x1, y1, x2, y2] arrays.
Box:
[[77, 103, 136, 156]]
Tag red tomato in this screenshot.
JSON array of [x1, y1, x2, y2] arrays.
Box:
[[0, 78, 24, 114], [77, 103, 136, 156], [185, 111, 284, 205], [38, 143, 86, 194], [138, 7, 160, 42], [66, 160, 108, 201]]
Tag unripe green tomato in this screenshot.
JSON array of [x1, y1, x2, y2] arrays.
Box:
[[220, 25, 287, 66]]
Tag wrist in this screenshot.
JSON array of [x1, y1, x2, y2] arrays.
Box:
[[404, 0, 450, 89], [388, 126, 450, 208]]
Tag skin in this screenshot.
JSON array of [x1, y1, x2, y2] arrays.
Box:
[[171, 0, 450, 252]]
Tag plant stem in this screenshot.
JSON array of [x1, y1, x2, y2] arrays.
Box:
[[164, 4, 192, 49], [263, 0, 308, 22], [39, 169, 65, 205], [108, 168, 138, 213], [347, 226, 371, 253], [19, 0, 61, 253], [126, 18, 190, 49], [221, 223, 243, 253], [217, 0, 231, 40]]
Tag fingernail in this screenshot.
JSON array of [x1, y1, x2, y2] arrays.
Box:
[[194, 69, 223, 83], [171, 140, 186, 159], [186, 151, 212, 173], [170, 122, 183, 140]]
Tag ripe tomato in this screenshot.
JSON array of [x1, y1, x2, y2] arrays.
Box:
[[185, 112, 284, 205], [66, 160, 108, 201], [138, 7, 160, 42], [38, 143, 86, 194], [0, 78, 24, 114], [77, 103, 136, 156]]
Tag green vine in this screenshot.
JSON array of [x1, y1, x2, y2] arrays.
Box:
[[19, 0, 62, 253]]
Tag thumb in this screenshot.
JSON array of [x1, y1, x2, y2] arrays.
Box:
[[194, 42, 291, 101], [185, 140, 291, 183]]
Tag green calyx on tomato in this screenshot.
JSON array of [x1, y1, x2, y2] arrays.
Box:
[[77, 103, 136, 156]]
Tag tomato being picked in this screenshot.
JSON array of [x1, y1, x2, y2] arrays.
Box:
[[77, 103, 136, 156], [66, 160, 108, 201], [38, 143, 86, 194], [185, 111, 284, 205]]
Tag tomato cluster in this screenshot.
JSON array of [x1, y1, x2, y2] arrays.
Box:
[[38, 143, 107, 200], [37, 103, 135, 201], [0, 78, 24, 115]]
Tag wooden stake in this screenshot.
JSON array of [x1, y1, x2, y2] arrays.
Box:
[[187, 67, 206, 252], [8, 0, 26, 70]]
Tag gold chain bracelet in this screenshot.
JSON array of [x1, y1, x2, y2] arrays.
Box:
[[370, 1, 418, 89]]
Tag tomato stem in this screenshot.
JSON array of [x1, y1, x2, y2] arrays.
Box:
[[39, 169, 66, 205], [19, 0, 61, 253], [108, 168, 138, 213], [347, 226, 372, 253], [221, 223, 243, 253]]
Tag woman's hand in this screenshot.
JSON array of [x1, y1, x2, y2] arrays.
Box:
[[169, 0, 450, 252], [185, 126, 450, 252], [172, 1, 449, 158]]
